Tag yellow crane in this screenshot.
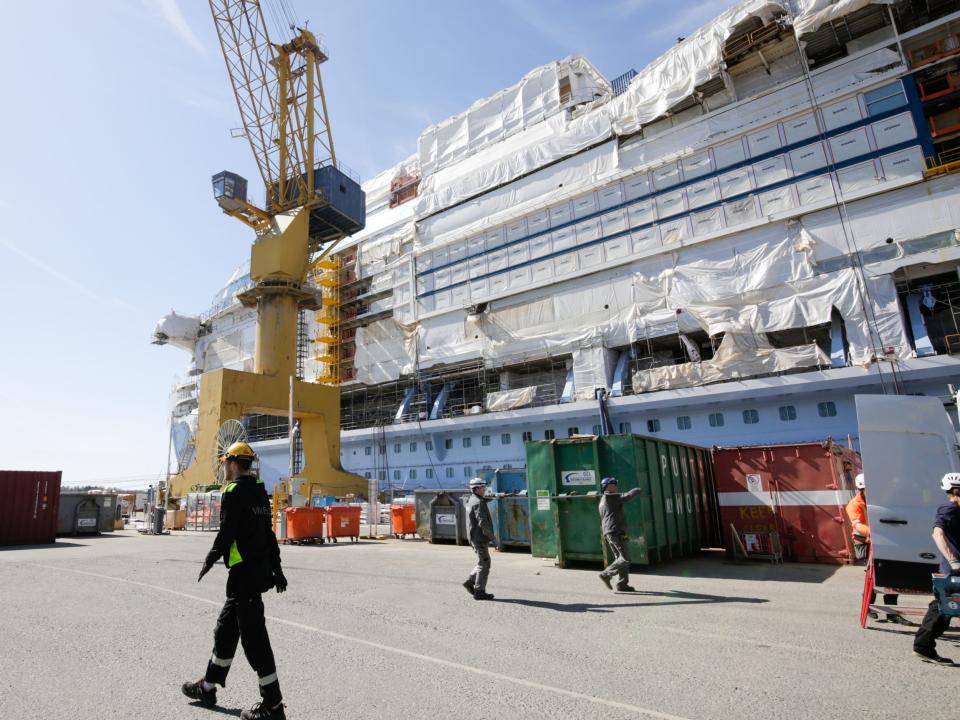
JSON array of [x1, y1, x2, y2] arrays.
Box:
[[166, 0, 366, 504]]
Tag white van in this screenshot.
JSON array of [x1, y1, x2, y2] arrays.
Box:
[[855, 394, 959, 591]]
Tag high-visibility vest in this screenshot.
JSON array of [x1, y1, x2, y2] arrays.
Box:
[[846, 492, 870, 541]]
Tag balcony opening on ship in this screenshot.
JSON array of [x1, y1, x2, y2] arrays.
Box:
[[896, 269, 960, 356]]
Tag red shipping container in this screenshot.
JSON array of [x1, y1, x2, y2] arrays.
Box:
[[0, 470, 62, 546], [714, 442, 860, 564]]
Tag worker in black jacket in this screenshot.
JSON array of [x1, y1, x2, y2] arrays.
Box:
[[182, 442, 288, 720]]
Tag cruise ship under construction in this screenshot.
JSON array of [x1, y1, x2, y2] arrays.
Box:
[[155, 0, 960, 498]]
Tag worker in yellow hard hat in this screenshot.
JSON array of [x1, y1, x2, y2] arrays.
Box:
[[182, 441, 289, 720]]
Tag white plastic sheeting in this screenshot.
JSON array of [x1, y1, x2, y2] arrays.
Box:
[[352, 318, 412, 385], [416, 140, 619, 252], [415, 41, 899, 252], [154, 312, 201, 352], [418, 57, 610, 179], [802, 172, 960, 263], [402, 216, 911, 373], [617, 47, 900, 172], [572, 345, 619, 401], [609, 0, 895, 137], [484, 386, 538, 413], [633, 331, 829, 392], [609, 0, 787, 138], [414, 109, 613, 219], [195, 311, 256, 374], [360, 154, 419, 215], [793, 0, 891, 37]]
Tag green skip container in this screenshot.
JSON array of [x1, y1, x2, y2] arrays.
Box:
[[526, 434, 720, 568]]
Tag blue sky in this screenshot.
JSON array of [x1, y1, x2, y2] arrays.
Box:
[[0, 0, 729, 487]]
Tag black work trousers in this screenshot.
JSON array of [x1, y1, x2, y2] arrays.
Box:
[[914, 597, 952, 653], [204, 572, 281, 706]]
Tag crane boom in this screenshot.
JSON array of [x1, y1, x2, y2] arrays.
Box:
[[208, 0, 338, 226]]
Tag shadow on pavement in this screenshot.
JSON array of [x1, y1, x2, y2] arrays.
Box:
[[188, 702, 241, 717], [491, 589, 768, 613], [0, 535, 129, 552], [634, 550, 844, 584]]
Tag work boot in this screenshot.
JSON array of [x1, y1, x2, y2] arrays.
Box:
[[181, 679, 217, 707], [462, 578, 476, 596], [599, 574, 613, 590], [474, 591, 495, 600], [240, 701, 287, 720], [616, 583, 636, 592], [914, 647, 954, 665]]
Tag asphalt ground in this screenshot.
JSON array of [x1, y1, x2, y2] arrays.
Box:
[[0, 530, 955, 720]]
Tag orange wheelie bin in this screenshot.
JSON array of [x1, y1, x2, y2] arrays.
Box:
[[285, 507, 325, 544], [390, 503, 416, 539], [325, 504, 361, 543]]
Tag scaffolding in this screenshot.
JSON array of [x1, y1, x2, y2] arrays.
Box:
[[309, 255, 341, 384]]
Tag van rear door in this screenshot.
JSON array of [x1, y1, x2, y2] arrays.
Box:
[[855, 394, 959, 591]]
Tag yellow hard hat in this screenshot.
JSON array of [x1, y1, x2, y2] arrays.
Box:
[[220, 441, 256, 462]]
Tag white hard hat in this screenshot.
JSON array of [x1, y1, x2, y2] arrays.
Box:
[[469, 477, 486, 489], [854, 473, 865, 490], [940, 473, 960, 492]]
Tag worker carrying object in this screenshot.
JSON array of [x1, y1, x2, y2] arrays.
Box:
[[846, 473, 870, 562], [182, 441, 289, 720], [913, 472, 960, 665], [462, 477, 496, 600], [598, 477, 641, 592]]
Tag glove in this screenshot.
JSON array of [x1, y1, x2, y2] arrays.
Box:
[[198, 560, 213, 583], [274, 569, 288, 593], [949, 560, 960, 575]]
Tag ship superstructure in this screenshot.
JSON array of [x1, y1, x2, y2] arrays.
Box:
[[157, 0, 960, 493]]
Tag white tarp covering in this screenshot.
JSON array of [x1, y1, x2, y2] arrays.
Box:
[[360, 154, 419, 215], [418, 57, 610, 179], [352, 319, 411, 385], [416, 140, 618, 252], [617, 47, 900, 172], [415, 109, 613, 219], [484, 386, 538, 412], [633, 331, 829, 392], [793, 0, 891, 37], [609, 0, 894, 137], [572, 345, 618, 401], [802, 172, 960, 262], [154, 312, 201, 352]]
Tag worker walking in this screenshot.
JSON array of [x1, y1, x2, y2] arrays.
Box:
[[913, 472, 960, 664], [182, 442, 289, 719], [463, 477, 496, 600], [846, 473, 870, 562], [598, 477, 641, 592]]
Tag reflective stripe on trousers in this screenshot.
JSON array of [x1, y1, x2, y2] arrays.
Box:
[[209, 654, 233, 668]]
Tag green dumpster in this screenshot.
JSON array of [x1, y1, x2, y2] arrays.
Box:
[[526, 434, 717, 568]]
